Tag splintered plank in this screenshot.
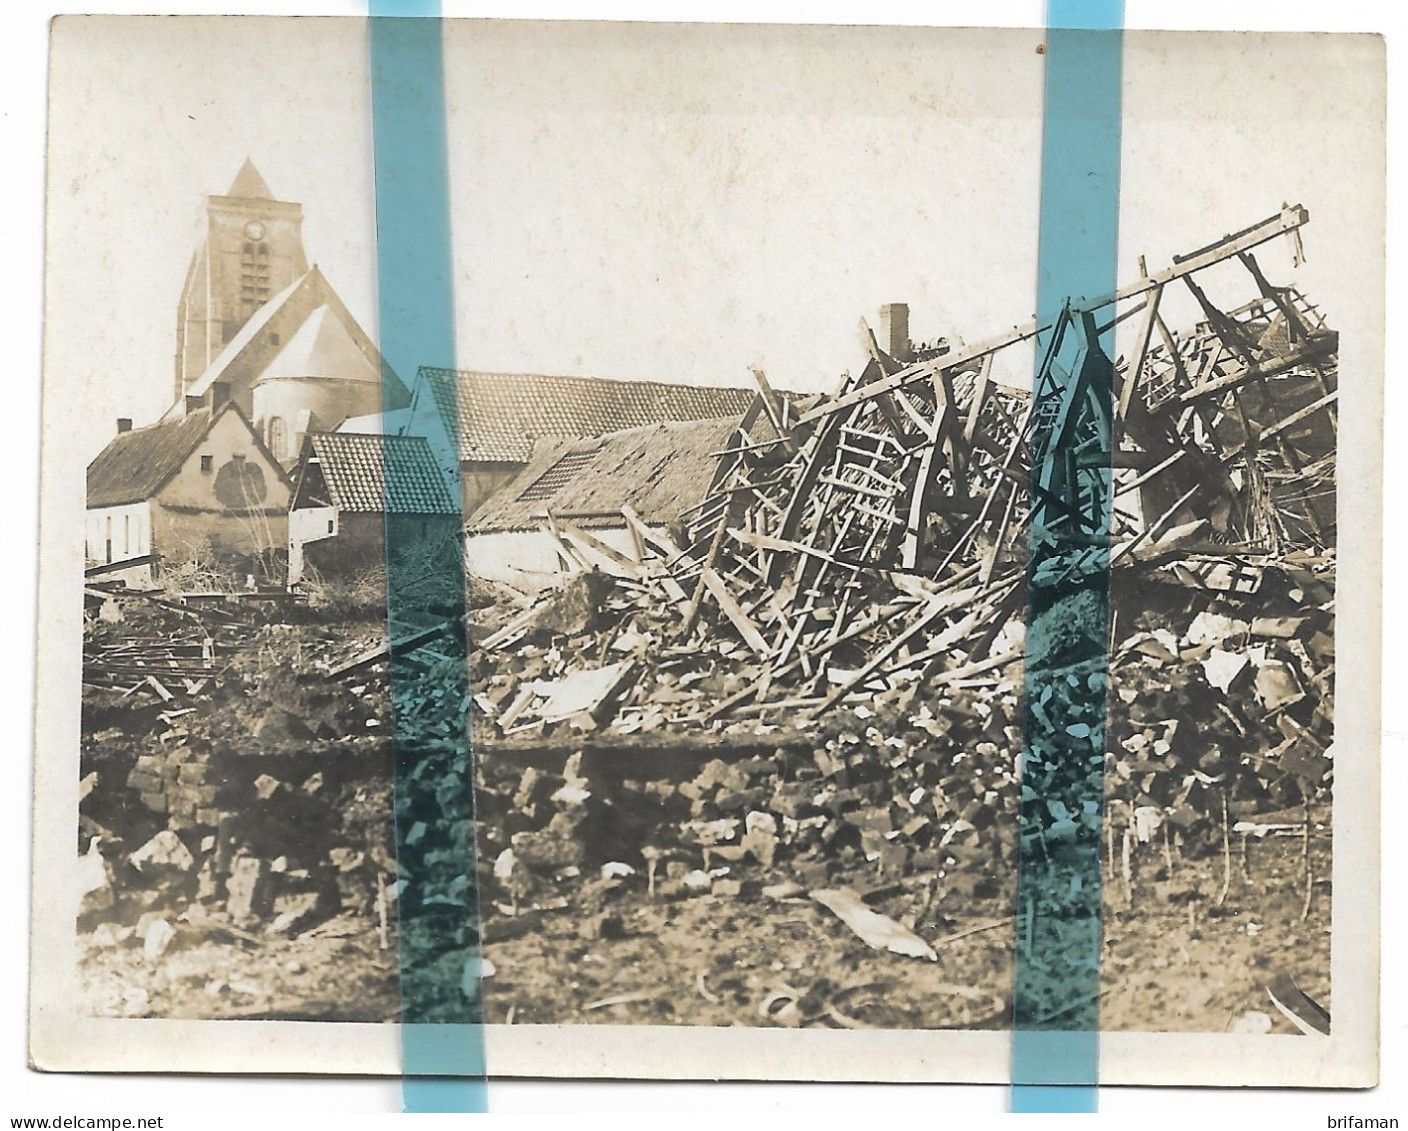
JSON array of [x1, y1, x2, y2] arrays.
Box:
[[697, 566, 770, 656], [555, 519, 648, 579], [330, 621, 451, 675], [810, 578, 988, 715], [799, 206, 1311, 427], [749, 367, 797, 454]]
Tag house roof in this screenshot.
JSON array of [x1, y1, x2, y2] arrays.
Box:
[[415, 367, 760, 464], [468, 416, 741, 534], [87, 403, 283, 509], [301, 432, 458, 515]]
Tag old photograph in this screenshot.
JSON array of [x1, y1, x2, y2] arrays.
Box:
[[31, 17, 1382, 1084]]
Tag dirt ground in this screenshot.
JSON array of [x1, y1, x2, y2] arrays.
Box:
[[78, 810, 1329, 1034], [475, 820, 1329, 1034]]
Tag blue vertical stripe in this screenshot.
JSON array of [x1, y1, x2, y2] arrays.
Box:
[[368, 2, 488, 1114], [1012, 0, 1123, 1114]]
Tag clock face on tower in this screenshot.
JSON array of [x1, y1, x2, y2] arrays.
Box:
[[244, 220, 266, 241]]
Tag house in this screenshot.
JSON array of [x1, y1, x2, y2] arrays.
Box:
[[166, 160, 407, 466], [86, 385, 292, 585], [404, 367, 760, 514], [287, 432, 460, 584], [464, 416, 745, 592]]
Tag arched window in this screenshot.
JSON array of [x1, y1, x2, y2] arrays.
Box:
[[268, 417, 288, 461]]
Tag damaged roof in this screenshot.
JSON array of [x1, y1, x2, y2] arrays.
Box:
[[468, 416, 742, 533], [299, 432, 458, 515], [415, 367, 760, 463]]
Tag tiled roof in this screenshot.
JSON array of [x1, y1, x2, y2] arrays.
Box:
[[305, 432, 458, 515], [416, 367, 760, 463], [468, 416, 740, 534], [87, 408, 218, 509]]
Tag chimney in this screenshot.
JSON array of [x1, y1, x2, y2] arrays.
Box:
[[210, 381, 231, 410], [185, 394, 204, 415], [116, 418, 132, 434], [879, 303, 910, 361]]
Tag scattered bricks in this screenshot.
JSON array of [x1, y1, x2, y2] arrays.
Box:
[[169, 784, 220, 809], [178, 762, 210, 785], [713, 787, 768, 814], [139, 791, 167, 814], [845, 806, 894, 835], [141, 918, 176, 960], [739, 756, 781, 780], [712, 878, 743, 897], [128, 771, 165, 795], [510, 829, 584, 870], [742, 811, 779, 868], [770, 781, 819, 819], [78, 842, 114, 916], [269, 891, 323, 936], [875, 841, 911, 877], [225, 855, 266, 922], [195, 860, 219, 901], [253, 774, 283, 801], [196, 808, 220, 826], [901, 815, 931, 838], [130, 830, 195, 872]]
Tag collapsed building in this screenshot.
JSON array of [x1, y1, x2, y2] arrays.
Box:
[[471, 205, 1337, 734]]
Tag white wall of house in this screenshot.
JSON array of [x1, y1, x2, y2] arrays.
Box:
[[85, 501, 151, 565], [465, 526, 644, 594], [84, 502, 153, 588], [287, 505, 338, 583]]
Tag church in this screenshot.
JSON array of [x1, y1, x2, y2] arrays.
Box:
[[164, 158, 406, 463], [85, 160, 403, 579]]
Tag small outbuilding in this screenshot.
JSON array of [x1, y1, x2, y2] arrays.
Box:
[[287, 431, 460, 584]]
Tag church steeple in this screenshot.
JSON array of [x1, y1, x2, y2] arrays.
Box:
[[173, 160, 309, 404], [227, 157, 273, 201]]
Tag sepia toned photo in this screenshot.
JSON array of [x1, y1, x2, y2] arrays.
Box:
[[32, 17, 1382, 1085]]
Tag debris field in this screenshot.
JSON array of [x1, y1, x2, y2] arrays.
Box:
[[78, 205, 1336, 1035]]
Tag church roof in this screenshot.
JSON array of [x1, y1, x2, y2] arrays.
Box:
[[258, 305, 379, 384], [468, 417, 739, 533], [414, 367, 759, 464], [297, 432, 458, 515], [227, 157, 274, 201], [181, 273, 305, 401], [176, 267, 407, 413]]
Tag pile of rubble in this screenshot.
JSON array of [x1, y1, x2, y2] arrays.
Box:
[[472, 206, 1337, 747], [458, 208, 1339, 958]]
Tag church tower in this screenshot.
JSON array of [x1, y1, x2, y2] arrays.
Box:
[[174, 159, 310, 403]]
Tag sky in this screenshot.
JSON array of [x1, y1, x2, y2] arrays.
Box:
[[43, 18, 1384, 462]]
